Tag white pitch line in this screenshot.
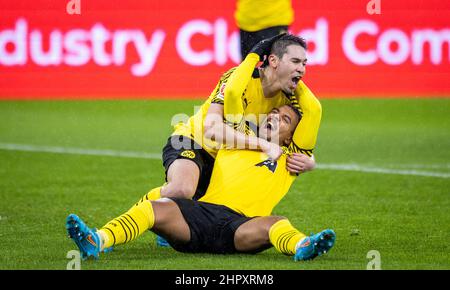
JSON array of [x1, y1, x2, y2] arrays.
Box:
[[0, 142, 449, 179], [316, 164, 450, 179], [0, 142, 160, 160]]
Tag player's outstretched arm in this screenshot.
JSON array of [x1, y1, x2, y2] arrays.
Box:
[[285, 82, 321, 174], [223, 53, 259, 124], [204, 103, 282, 161], [223, 34, 285, 123], [286, 82, 322, 174], [290, 81, 322, 154]]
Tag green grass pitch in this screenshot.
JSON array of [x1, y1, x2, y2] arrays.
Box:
[[0, 98, 449, 270]]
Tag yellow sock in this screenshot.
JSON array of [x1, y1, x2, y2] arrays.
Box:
[[269, 219, 306, 256], [98, 200, 155, 250], [135, 186, 162, 206]]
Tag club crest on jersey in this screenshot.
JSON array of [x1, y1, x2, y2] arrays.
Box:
[[180, 150, 196, 159], [217, 83, 226, 100], [255, 159, 277, 173]]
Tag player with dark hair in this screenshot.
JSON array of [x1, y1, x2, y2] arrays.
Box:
[[206, 33, 320, 177], [153, 33, 321, 206], [66, 104, 335, 261]]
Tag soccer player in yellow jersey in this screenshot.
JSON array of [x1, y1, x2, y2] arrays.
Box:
[[161, 33, 321, 203], [66, 104, 335, 261], [235, 0, 294, 58]]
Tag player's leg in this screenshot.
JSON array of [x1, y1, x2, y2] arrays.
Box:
[[159, 135, 213, 200], [234, 216, 336, 261], [161, 159, 200, 199], [66, 198, 190, 259], [98, 198, 191, 249], [149, 136, 214, 246], [233, 215, 288, 253], [149, 198, 191, 243]]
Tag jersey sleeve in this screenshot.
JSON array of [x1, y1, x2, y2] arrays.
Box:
[[223, 53, 260, 125], [211, 67, 237, 105], [288, 81, 322, 156]]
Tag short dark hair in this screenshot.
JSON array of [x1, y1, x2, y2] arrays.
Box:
[[271, 34, 307, 59], [287, 104, 302, 124]]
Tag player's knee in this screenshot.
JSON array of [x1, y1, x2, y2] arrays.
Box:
[[150, 199, 181, 228], [161, 183, 196, 199], [271, 216, 287, 224], [260, 216, 288, 240], [263, 216, 286, 230]]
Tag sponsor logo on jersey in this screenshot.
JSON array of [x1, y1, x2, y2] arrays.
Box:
[[255, 159, 277, 173]]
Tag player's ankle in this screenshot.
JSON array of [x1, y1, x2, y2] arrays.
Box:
[[97, 230, 107, 251]]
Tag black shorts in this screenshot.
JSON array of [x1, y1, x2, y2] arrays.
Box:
[[168, 198, 254, 254], [162, 135, 215, 200], [240, 26, 289, 59]]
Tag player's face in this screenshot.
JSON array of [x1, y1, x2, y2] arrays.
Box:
[[274, 45, 307, 95], [259, 105, 300, 146]]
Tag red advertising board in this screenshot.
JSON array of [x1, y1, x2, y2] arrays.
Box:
[[0, 0, 449, 98]]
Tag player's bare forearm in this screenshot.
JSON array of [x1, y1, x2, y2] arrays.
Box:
[[204, 104, 282, 160]]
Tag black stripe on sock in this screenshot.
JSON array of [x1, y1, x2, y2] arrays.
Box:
[[277, 232, 292, 255], [104, 227, 116, 246], [279, 231, 298, 255], [122, 215, 137, 240], [280, 232, 292, 254], [118, 216, 134, 242], [125, 213, 140, 236], [281, 232, 297, 254], [115, 218, 129, 243]]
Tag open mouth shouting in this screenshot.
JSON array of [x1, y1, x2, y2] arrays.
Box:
[[290, 75, 301, 89]]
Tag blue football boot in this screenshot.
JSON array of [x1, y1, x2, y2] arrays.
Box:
[[156, 235, 171, 247], [66, 214, 102, 260], [294, 229, 336, 261]]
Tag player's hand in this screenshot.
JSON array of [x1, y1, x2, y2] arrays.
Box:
[[260, 140, 283, 161], [249, 33, 287, 61], [286, 153, 315, 175]]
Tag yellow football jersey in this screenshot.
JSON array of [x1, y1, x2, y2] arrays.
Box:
[[173, 54, 298, 158], [235, 0, 294, 32], [199, 148, 296, 217], [173, 53, 321, 158]]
